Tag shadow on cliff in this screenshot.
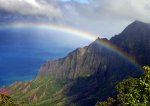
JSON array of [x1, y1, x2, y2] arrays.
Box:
[[64, 64, 142, 106]]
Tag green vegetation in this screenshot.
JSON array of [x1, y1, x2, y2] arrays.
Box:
[[96, 66, 150, 106], [9, 76, 68, 106], [0, 93, 24, 106]]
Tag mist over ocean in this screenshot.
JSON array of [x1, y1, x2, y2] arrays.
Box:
[[0, 27, 90, 87]]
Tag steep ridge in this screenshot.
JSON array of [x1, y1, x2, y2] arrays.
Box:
[[1, 20, 150, 106], [38, 38, 139, 80], [111, 20, 150, 65], [39, 38, 113, 79], [33, 38, 142, 105]]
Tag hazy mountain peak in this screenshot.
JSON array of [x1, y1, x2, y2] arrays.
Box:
[[111, 20, 150, 65], [95, 37, 108, 42], [128, 20, 150, 28], [132, 20, 144, 24], [119, 20, 150, 35], [95, 37, 101, 41]]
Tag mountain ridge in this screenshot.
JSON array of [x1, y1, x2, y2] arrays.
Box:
[[110, 20, 150, 65]]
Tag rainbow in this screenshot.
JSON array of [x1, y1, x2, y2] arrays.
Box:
[[0, 23, 140, 67]]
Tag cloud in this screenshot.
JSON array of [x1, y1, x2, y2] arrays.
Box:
[[59, 0, 150, 37], [0, 0, 150, 38], [91, 0, 150, 22], [61, 0, 90, 4], [0, 0, 62, 18], [0, 0, 150, 22]]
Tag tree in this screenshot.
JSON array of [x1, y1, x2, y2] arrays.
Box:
[[0, 93, 24, 106], [96, 66, 150, 106], [96, 97, 116, 106]]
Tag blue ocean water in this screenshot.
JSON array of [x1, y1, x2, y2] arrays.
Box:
[[0, 27, 91, 87], [0, 27, 90, 87]]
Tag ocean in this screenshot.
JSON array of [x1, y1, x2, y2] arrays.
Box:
[[0, 27, 75, 87]]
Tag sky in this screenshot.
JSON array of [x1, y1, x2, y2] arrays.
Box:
[[0, 0, 150, 38]]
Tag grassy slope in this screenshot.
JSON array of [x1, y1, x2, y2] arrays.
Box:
[[9, 76, 69, 106]]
